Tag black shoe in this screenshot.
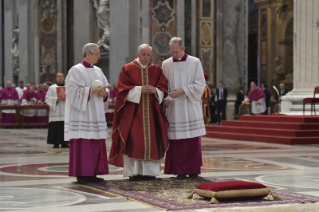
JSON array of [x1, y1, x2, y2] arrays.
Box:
[[189, 174, 199, 178], [61, 144, 69, 148], [176, 174, 187, 180], [129, 176, 142, 181], [53, 144, 59, 148], [90, 176, 105, 182], [142, 176, 156, 180], [76, 176, 89, 184]]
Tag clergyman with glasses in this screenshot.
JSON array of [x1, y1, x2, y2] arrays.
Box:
[[64, 43, 110, 184]]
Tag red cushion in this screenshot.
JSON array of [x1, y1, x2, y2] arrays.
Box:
[[196, 181, 269, 202], [303, 98, 319, 103], [196, 181, 267, 192]]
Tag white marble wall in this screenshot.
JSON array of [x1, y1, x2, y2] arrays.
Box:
[[281, 0, 319, 114]]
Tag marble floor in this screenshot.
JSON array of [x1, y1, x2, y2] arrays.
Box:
[[1, 128, 319, 212]]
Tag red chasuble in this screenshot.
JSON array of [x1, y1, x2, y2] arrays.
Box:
[[109, 60, 169, 167]]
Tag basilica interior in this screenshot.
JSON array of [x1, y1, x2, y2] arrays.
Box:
[[0, 0, 319, 211]]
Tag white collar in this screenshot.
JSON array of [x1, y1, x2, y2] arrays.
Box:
[[136, 58, 147, 68]]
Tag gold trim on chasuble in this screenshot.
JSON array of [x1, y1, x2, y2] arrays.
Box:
[[142, 66, 151, 160], [132, 62, 151, 160]]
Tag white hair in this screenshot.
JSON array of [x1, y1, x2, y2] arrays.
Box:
[[169, 37, 185, 49], [83, 43, 99, 57], [137, 44, 152, 52]]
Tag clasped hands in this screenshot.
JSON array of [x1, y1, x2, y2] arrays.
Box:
[[141, 85, 157, 94], [92, 86, 108, 98], [163, 88, 185, 107]]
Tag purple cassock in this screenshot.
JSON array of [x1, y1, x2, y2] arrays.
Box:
[[164, 137, 202, 175], [247, 87, 266, 115], [1, 87, 19, 123], [105, 88, 117, 124], [35, 90, 48, 123], [109, 88, 117, 99], [68, 60, 109, 177], [21, 91, 38, 123]]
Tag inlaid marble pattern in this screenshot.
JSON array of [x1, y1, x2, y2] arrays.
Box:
[[1, 128, 319, 211]]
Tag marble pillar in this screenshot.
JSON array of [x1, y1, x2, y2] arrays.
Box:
[[141, 0, 150, 44], [109, 0, 140, 84], [176, 0, 184, 40], [4, 0, 15, 84], [0, 1, 3, 86], [216, 0, 248, 119], [56, 0, 67, 76], [281, 0, 319, 115], [191, 0, 197, 56], [18, 0, 31, 85], [73, 0, 98, 64]]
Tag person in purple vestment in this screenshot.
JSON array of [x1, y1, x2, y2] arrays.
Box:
[[242, 82, 267, 115], [35, 84, 48, 123], [109, 82, 117, 102], [65, 43, 110, 184], [21, 86, 38, 123], [1, 81, 19, 123], [105, 82, 117, 124]]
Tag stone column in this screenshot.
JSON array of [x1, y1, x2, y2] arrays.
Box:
[[109, 0, 129, 84], [73, 0, 97, 64], [281, 0, 319, 114], [3, 0, 14, 84], [176, 0, 184, 40], [191, 0, 197, 56], [141, 0, 150, 44], [18, 0, 32, 84], [109, 0, 140, 84], [0, 1, 3, 86], [56, 0, 67, 76], [216, 0, 248, 119]]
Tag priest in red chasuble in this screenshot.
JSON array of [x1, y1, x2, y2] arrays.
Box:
[[109, 44, 169, 181]]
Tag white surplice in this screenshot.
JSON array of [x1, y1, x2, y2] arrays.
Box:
[[123, 58, 164, 177], [21, 98, 37, 117], [1, 99, 18, 114], [162, 55, 206, 140], [244, 97, 266, 114], [64, 64, 109, 141], [45, 84, 65, 122], [16, 87, 26, 100]]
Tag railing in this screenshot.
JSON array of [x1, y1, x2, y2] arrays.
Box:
[[0, 103, 116, 128], [0, 105, 49, 128]]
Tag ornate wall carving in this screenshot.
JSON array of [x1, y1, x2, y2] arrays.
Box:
[[39, 0, 57, 84], [11, 26, 19, 77], [150, 0, 176, 66], [198, 0, 215, 86]]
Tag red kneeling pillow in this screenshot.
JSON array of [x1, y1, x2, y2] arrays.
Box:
[[187, 181, 281, 204]]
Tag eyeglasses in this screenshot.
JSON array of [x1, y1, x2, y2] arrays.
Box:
[[170, 51, 182, 55], [91, 53, 100, 56]]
